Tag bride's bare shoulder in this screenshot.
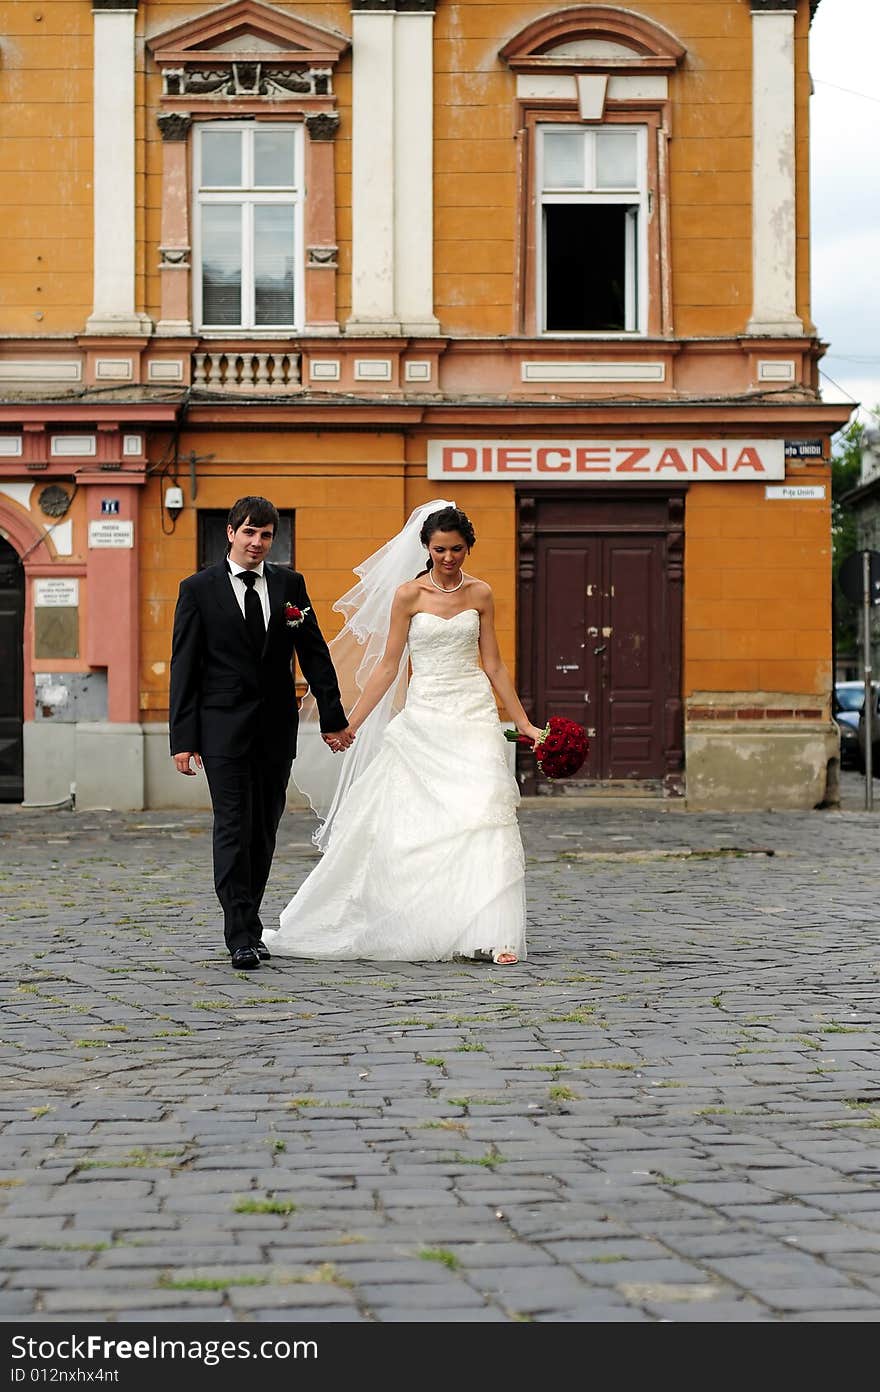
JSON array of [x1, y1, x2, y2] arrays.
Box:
[[469, 577, 493, 603], [394, 579, 423, 609]]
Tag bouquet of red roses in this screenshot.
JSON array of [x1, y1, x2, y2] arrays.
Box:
[[505, 716, 589, 779]]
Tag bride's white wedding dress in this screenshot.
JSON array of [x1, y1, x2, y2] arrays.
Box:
[[263, 607, 527, 961]]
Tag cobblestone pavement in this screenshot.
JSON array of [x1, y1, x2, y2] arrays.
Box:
[[2, 776, 880, 1324]]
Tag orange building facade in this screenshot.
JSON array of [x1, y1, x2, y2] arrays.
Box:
[[0, 0, 851, 810]]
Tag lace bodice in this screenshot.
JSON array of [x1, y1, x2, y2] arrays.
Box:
[[408, 607, 482, 680], [405, 608, 497, 727]]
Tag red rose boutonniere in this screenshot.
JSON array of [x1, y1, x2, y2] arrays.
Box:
[[284, 602, 311, 629]]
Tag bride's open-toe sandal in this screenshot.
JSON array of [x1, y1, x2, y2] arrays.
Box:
[[491, 948, 519, 965]]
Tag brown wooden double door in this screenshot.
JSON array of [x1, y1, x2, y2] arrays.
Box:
[[518, 493, 684, 791]]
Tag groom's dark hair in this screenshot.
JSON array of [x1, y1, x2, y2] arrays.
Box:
[[227, 495, 280, 541]]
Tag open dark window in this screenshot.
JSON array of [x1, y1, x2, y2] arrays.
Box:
[[540, 126, 645, 335]]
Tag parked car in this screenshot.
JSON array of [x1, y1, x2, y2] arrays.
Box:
[[856, 682, 880, 775], [833, 681, 864, 769], [834, 715, 860, 768], [834, 680, 865, 717]]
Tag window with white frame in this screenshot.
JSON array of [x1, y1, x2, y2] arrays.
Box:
[[194, 123, 303, 332], [538, 125, 647, 335]]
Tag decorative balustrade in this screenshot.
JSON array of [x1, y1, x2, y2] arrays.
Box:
[[191, 350, 302, 392]]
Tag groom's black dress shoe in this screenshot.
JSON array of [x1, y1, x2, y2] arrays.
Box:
[[255, 942, 271, 960], [231, 946, 260, 970]]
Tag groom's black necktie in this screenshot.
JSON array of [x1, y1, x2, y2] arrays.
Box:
[[240, 571, 265, 652]]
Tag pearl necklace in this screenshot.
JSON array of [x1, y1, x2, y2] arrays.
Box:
[[428, 567, 464, 593]]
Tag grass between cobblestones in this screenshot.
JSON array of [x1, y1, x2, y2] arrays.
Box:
[[3, 798, 880, 1322]]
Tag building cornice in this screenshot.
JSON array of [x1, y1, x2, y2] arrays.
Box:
[[748, 0, 823, 20], [351, 1, 436, 11], [182, 395, 855, 433], [0, 400, 182, 425]]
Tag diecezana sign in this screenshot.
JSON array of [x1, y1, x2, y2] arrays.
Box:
[[427, 439, 786, 480]]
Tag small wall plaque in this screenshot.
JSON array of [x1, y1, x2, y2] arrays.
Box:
[[88, 520, 134, 548], [34, 579, 79, 607], [765, 485, 826, 500], [34, 608, 78, 660], [783, 440, 824, 459]]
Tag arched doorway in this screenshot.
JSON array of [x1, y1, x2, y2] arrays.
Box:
[[0, 536, 24, 801]]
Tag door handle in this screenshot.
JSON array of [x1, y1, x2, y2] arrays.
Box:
[[593, 644, 607, 655]]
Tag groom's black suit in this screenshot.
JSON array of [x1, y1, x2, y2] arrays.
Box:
[[169, 560, 345, 953]]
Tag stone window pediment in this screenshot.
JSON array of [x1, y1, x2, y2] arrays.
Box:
[[500, 5, 685, 74], [149, 1, 347, 339], [147, 0, 350, 99], [502, 7, 685, 340]]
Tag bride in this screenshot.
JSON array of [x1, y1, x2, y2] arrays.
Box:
[[263, 501, 544, 965]]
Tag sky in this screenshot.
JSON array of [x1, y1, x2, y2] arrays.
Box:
[[810, 0, 880, 429]]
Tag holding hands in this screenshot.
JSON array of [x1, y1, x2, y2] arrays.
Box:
[[322, 726, 355, 754]]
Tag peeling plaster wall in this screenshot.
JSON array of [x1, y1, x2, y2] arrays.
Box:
[[33, 671, 107, 722], [685, 723, 839, 809]]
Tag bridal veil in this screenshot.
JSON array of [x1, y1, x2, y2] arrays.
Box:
[[292, 498, 457, 849]]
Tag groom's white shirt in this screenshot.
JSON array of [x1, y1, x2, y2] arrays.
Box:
[[227, 558, 270, 626]]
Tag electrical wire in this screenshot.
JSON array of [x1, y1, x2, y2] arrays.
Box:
[[819, 369, 880, 422], [151, 389, 192, 536], [812, 77, 880, 106]]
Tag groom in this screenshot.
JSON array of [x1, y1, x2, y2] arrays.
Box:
[[169, 495, 352, 970]]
